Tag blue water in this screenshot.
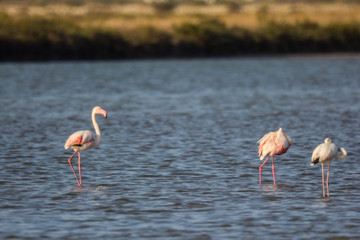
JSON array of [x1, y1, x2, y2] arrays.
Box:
[[0, 55, 360, 239]]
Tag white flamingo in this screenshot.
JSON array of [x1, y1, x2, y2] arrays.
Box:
[[311, 138, 347, 198], [64, 106, 107, 187], [258, 128, 292, 186]]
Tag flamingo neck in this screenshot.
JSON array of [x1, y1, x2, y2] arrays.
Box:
[[336, 147, 347, 160], [92, 111, 101, 146]]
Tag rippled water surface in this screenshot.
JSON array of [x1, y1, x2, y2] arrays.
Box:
[[1, 56, 360, 239]]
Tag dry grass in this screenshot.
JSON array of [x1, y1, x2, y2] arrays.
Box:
[[2, 2, 360, 61], [1, 2, 360, 31]]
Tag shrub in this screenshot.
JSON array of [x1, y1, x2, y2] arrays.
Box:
[[173, 18, 241, 56], [1, 14, 360, 61]]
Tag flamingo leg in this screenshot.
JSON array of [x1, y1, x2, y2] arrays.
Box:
[[78, 151, 82, 187], [68, 151, 81, 186], [272, 156, 276, 185], [326, 163, 330, 198], [321, 163, 325, 198], [259, 155, 271, 186]]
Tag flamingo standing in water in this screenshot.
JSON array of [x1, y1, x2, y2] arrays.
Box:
[[311, 138, 347, 198], [64, 106, 107, 187], [258, 128, 292, 186]]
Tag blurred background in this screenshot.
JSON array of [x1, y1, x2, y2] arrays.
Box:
[[1, 0, 360, 61]]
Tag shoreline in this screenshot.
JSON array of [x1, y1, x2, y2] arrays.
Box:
[[2, 52, 360, 64]]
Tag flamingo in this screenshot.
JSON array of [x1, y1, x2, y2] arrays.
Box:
[[310, 138, 347, 198], [64, 106, 107, 187], [258, 128, 292, 186]]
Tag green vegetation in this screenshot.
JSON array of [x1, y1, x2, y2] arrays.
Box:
[[1, 13, 360, 61]]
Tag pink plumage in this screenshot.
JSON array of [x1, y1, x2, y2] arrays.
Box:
[[64, 131, 95, 151], [257, 128, 292, 186], [64, 106, 107, 187]]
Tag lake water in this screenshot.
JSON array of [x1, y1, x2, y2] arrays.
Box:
[[0, 55, 360, 239]]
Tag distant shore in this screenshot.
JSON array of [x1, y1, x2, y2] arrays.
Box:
[[1, 2, 360, 61]]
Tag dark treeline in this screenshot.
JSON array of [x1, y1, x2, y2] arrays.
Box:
[[1, 15, 360, 61]]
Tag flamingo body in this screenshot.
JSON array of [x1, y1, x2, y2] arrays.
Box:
[[311, 138, 347, 197], [64, 106, 107, 187], [257, 128, 292, 185], [64, 130, 96, 151]]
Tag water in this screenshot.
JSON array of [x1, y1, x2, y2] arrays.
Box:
[[0, 55, 360, 239]]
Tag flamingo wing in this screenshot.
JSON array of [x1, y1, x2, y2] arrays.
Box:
[[257, 132, 274, 145], [258, 132, 276, 160], [311, 143, 337, 165], [275, 132, 291, 153], [64, 130, 95, 149]]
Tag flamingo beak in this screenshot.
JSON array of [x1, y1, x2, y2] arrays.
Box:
[[99, 108, 107, 119]]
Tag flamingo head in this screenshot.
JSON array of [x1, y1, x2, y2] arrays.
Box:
[[93, 106, 107, 118], [324, 138, 332, 143]]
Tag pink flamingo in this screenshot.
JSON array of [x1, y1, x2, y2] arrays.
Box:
[[257, 128, 292, 186], [64, 106, 107, 187], [310, 138, 347, 198]]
